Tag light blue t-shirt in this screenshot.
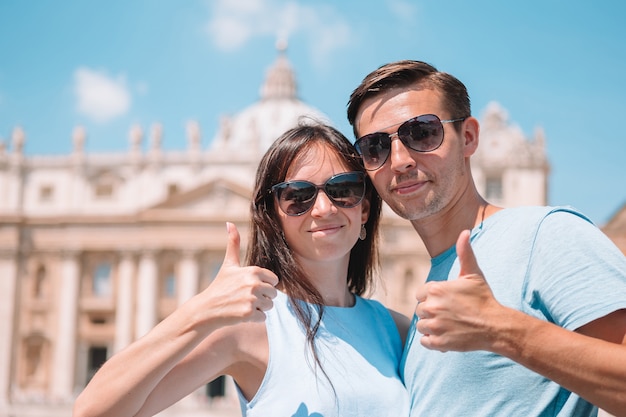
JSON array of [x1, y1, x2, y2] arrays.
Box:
[[239, 290, 409, 416], [402, 206, 626, 416]]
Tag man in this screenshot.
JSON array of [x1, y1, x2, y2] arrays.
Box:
[[347, 60, 626, 416]]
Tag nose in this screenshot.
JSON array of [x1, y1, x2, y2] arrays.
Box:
[[310, 189, 338, 217], [389, 135, 416, 173]]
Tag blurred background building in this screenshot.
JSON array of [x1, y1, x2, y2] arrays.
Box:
[[0, 47, 622, 417]]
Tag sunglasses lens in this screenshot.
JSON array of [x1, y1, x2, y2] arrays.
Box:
[[355, 114, 446, 169], [325, 172, 365, 208], [272, 172, 365, 216], [355, 134, 391, 170], [398, 115, 444, 152], [275, 181, 317, 216]]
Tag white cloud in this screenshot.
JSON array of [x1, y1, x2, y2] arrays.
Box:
[[208, 15, 254, 50], [206, 0, 270, 51], [206, 0, 353, 69], [74, 67, 131, 123], [297, 6, 352, 67], [388, 0, 417, 23]]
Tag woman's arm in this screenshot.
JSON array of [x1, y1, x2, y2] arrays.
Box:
[[73, 223, 278, 417]]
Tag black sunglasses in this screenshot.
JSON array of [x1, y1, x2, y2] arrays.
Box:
[[354, 114, 466, 170], [271, 171, 366, 216]]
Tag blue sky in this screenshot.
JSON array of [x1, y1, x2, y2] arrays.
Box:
[[1, 0, 625, 225]]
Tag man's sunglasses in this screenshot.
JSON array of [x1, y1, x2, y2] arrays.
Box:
[[271, 171, 366, 216], [354, 114, 466, 170]]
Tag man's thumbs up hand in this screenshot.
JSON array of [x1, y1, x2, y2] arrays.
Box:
[[415, 230, 501, 352], [456, 229, 485, 282]]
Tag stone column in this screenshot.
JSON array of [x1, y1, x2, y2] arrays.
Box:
[[114, 253, 135, 352], [70, 126, 87, 209], [135, 251, 157, 339], [8, 127, 25, 212], [168, 250, 201, 409], [0, 250, 18, 409], [178, 250, 199, 306], [51, 250, 80, 402]]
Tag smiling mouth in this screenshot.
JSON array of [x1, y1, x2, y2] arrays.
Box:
[[310, 225, 343, 233], [392, 181, 425, 195]]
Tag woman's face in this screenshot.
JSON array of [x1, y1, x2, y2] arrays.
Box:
[[276, 143, 370, 268]]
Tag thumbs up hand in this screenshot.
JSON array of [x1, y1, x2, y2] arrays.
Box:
[[193, 222, 279, 329], [414, 230, 504, 352]]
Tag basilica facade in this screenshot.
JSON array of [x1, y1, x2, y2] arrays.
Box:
[[0, 49, 556, 416]]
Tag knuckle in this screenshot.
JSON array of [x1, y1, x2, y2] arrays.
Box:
[[428, 281, 445, 295]]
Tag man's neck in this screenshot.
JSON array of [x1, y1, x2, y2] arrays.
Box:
[[411, 193, 494, 258]]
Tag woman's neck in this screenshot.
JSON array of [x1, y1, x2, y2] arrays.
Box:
[[295, 256, 354, 307]]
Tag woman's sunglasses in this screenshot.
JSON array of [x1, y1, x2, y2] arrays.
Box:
[[271, 171, 366, 216], [354, 114, 466, 170]]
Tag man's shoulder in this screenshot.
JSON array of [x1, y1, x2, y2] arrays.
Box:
[[500, 205, 593, 225]]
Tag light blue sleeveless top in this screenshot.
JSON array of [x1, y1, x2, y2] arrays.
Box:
[[238, 290, 409, 416]]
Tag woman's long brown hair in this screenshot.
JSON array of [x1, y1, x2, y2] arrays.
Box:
[[246, 121, 382, 384]]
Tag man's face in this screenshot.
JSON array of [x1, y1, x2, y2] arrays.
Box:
[[354, 87, 469, 222]]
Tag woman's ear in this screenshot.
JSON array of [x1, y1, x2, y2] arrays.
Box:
[[360, 197, 370, 224]]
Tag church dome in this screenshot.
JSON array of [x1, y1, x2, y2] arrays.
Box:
[[474, 101, 548, 169], [211, 42, 330, 155]]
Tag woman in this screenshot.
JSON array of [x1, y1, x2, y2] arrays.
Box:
[[73, 122, 409, 417]]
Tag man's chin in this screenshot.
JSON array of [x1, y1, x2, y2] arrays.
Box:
[[387, 203, 421, 220]]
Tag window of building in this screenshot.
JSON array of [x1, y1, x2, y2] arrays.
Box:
[[33, 265, 47, 299], [403, 268, 415, 303], [93, 171, 119, 199], [93, 263, 112, 297], [39, 185, 54, 202], [403, 268, 414, 287], [206, 375, 226, 399], [94, 182, 114, 198], [167, 183, 179, 196], [162, 271, 177, 298], [89, 316, 108, 325], [23, 336, 45, 381], [19, 335, 48, 389], [485, 176, 503, 201], [87, 346, 108, 382], [199, 256, 222, 289]]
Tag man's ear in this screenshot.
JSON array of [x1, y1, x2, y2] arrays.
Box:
[[462, 117, 480, 157]]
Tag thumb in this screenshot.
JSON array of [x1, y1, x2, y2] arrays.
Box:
[[222, 222, 242, 267], [456, 229, 484, 279]]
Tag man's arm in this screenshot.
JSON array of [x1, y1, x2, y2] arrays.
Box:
[[415, 230, 626, 417]]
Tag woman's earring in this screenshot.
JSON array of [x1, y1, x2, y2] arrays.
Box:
[[359, 224, 367, 241]]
